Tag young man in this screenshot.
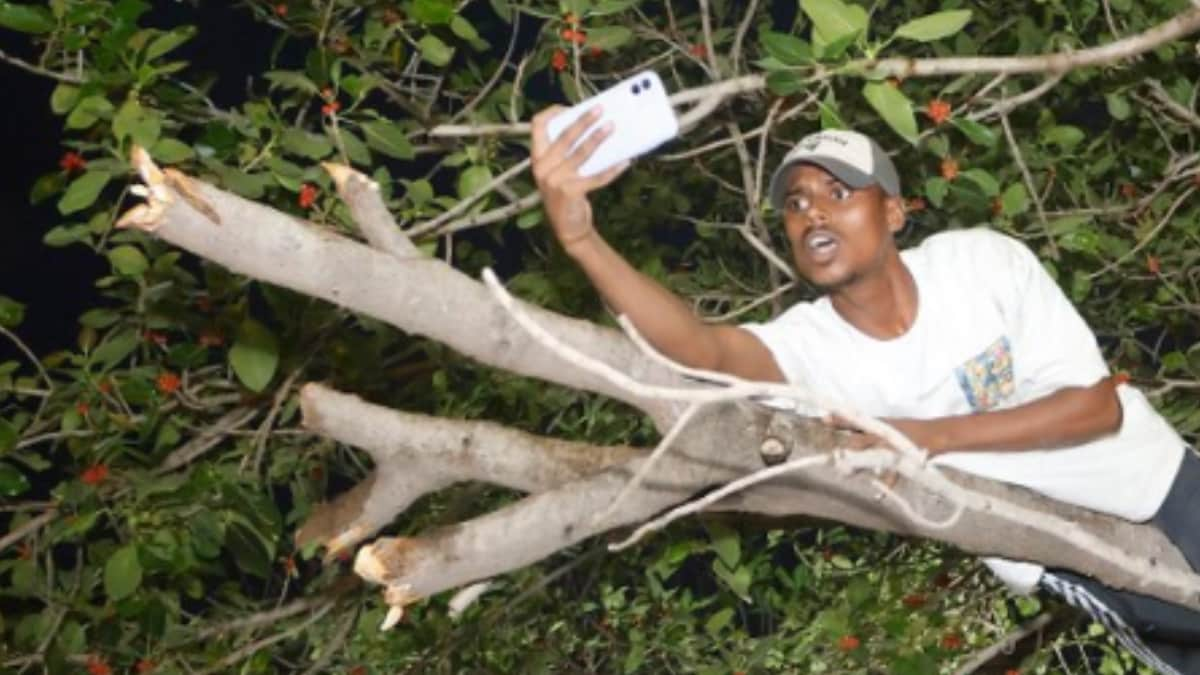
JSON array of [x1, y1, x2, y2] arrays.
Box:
[[529, 106, 1199, 672]]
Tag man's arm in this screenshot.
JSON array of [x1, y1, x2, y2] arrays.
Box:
[[885, 375, 1125, 456], [529, 105, 784, 383]]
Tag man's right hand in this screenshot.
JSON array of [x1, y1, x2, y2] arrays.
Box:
[[530, 105, 633, 253]]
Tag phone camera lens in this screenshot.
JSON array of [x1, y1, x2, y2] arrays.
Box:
[[642, 78, 651, 89], [632, 84, 641, 95]]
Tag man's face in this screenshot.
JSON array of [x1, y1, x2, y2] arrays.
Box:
[[780, 163, 904, 291]]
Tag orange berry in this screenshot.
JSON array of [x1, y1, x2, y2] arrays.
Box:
[[589, 46, 604, 58], [97, 380, 112, 394], [837, 634, 860, 652], [1147, 255, 1161, 275], [925, 98, 951, 124], [902, 593, 926, 608], [321, 100, 341, 116], [689, 43, 707, 59], [135, 660, 156, 673], [941, 632, 963, 650], [85, 655, 112, 675], [198, 329, 224, 347], [940, 157, 959, 181], [156, 371, 181, 395], [142, 330, 168, 347], [1120, 182, 1137, 199], [273, 3, 287, 17], [81, 464, 110, 486]]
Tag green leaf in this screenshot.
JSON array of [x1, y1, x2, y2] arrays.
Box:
[[108, 245, 149, 276], [91, 329, 139, 370], [924, 176, 949, 206], [412, 0, 454, 24], [705, 607, 734, 636], [862, 82, 917, 143], [79, 308, 121, 329], [0, 418, 17, 452], [761, 31, 811, 65], [42, 224, 90, 247], [361, 120, 415, 159], [30, 172, 66, 205], [0, 462, 30, 497], [585, 26, 633, 51], [961, 168, 1000, 196], [50, 84, 79, 114], [0, 296, 25, 328], [1001, 183, 1029, 216], [112, 98, 162, 147], [800, 0, 867, 45], [57, 170, 112, 215], [419, 34, 454, 67], [264, 70, 320, 96], [281, 128, 333, 160], [766, 71, 807, 96], [335, 128, 372, 166], [230, 319, 279, 392], [951, 118, 997, 146], [104, 545, 143, 601], [1041, 125, 1085, 151], [450, 15, 481, 42], [457, 165, 493, 199], [65, 96, 114, 130], [0, 1, 55, 33], [144, 26, 195, 60], [894, 10, 972, 42], [1105, 93, 1132, 121], [150, 138, 194, 163]]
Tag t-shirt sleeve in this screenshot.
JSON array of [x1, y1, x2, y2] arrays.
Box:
[[983, 230, 1109, 393], [739, 307, 811, 386]]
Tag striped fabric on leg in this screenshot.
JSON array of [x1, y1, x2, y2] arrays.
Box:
[[1041, 572, 1182, 675]]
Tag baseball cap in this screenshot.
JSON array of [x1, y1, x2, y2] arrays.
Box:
[[768, 130, 900, 211]]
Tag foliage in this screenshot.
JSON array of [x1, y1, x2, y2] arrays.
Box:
[[2, 0, 1198, 672]]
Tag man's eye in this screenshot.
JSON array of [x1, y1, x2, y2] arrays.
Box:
[[785, 195, 808, 212], [831, 186, 850, 200]]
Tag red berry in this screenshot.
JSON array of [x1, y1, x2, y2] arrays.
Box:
[[926, 98, 952, 125], [1147, 255, 1161, 275], [81, 464, 110, 486], [59, 151, 87, 173], [274, 3, 287, 17], [299, 183, 318, 209], [941, 632, 963, 650], [902, 593, 926, 608], [551, 49, 569, 72], [837, 634, 860, 652]]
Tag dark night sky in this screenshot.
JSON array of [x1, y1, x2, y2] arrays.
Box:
[[0, 3, 281, 360]]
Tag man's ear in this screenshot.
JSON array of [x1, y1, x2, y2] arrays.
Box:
[[885, 194, 906, 233]]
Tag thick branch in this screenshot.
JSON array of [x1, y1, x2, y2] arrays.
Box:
[[352, 403, 1200, 611], [119, 151, 684, 426]]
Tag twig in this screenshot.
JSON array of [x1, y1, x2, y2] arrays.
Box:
[[730, 0, 761, 75], [248, 369, 304, 475], [156, 406, 259, 473], [0, 48, 83, 84], [1146, 78, 1200, 129], [999, 110, 1058, 258], [408, 158, 532, 238], [1087, 185, 1196, 280], [449, 12, 519, 125], [298, 606, 358, 675], [0, 509, 56, 554], [189, 586, 354, 642], [953, 613, 1057, 674], [195, 600, 335, 675], [968, 74, 1065, 121], [594, 401, 703, 524]]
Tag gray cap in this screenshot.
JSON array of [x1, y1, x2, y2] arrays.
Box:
[[768, 129, 900, 211]]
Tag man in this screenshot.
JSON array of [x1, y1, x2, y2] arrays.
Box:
[[529, 106, 1199, 672]]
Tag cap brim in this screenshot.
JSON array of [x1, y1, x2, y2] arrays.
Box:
[[768, 157, 878, 211]]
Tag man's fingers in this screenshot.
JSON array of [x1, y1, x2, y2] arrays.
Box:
[[565, 122, 614, 171], [546, 106, 604, 164], [530, 105, 566, 159], [580, 158, 632, 192]]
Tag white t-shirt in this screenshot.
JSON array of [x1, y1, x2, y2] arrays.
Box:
[[741, 227, 1185, 593]]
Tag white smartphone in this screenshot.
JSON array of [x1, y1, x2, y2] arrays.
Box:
[[545, 70, 679, 178]]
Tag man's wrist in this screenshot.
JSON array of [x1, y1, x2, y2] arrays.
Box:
[[561, 228, 599, 257]]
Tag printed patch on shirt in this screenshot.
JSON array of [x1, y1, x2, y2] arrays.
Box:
[[955, 336, 1015, 411]]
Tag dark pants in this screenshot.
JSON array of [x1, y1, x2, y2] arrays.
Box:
[[1049, 448, 1200, 673]]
